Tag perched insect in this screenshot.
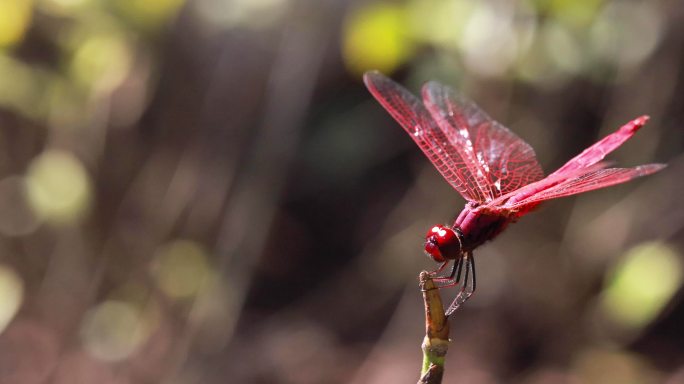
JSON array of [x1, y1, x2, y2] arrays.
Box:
[[364, 71, 666, 315]]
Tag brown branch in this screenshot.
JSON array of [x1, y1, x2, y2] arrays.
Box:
[[417, 271, 450, 384]]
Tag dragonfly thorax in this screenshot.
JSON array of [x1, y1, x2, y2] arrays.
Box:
[[424, 225, 464, 263]]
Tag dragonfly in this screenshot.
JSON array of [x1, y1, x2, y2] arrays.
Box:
[[364, 71, 666, 316]]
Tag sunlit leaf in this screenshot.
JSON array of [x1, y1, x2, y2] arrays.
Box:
[[601, 242, 682, 330], [342, 3, 415, 76], [0, 0, 33, 47]]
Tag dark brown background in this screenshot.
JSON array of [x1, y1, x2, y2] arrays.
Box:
[[0, 0, 682, 383]]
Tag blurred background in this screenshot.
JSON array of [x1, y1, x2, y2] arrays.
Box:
[[0, 0, 682, 383]]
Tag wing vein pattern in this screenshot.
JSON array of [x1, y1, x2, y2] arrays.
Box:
[[364, 72, 482, 202], [422, 82, 545, 201]]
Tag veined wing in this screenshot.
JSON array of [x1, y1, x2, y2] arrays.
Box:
[[364, 71, 487, 202], [550, 116, 649, 176], [488, 161, 611, 208], [504, 164, 666, 209], [422, 82, 545, 202]]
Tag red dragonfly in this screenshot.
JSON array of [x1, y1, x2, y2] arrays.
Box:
[[364, 71, 666, 315]]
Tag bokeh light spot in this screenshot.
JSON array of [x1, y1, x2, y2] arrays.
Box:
[[543, 22, 583, 75], [0, 0, 33, 47], [406, 0, 474, 49], [516, 39, 568, 87], [70, 33, 132, 92], [601, 242, 682, 329], [26, 150, 92, 223], [0, 265, 23, 334], [153, 239, 211, 300], [113, 0, 186, 28], [80, 300, 149, 362], [38, 0, 90, 13], [193, 0, 287, 29], [590, 2, 662, 68], [541, 0, 604, 28], [343, 3, 414, 76], [460, 4, 519, 77]]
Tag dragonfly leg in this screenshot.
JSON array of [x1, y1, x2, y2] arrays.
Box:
[[444, 252, 476, 316], [428, 261, 450, 276], [433, 256, 463, 285]]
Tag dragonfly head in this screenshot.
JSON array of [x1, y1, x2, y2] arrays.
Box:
[[424, 225, 463, 263]]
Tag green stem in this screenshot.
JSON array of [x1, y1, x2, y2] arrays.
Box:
[[417, 271, 450, 384]]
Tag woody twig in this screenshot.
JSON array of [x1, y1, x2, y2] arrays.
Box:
[[417, 271, 450, 384]]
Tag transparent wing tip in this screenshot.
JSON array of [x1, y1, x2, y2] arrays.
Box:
[[363, 70, 385, 86], [635, 115, 650, 125], [624, 115, 650, 134], [638, 163, 667, 175]]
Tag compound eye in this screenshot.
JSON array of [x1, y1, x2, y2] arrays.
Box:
[[431, 225, 455, 244], [424, 225, 461, 261], [424, 237, 445, 263]]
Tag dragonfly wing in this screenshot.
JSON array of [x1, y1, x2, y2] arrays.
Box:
[[505, 163, 666, 209], [422, 81, 545, 202], [364, 71, 486, 202], [551, 116, 649, 176], [488, 161, 611, 208]]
